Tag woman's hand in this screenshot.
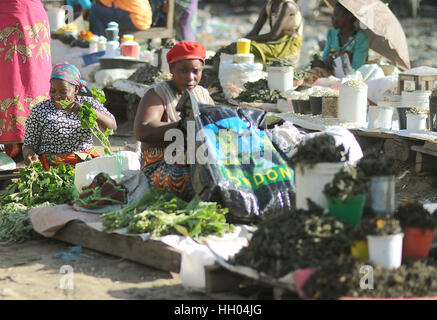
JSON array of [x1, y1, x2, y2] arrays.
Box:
[[22, 146, 38, 166], [63, 101, 82, 115]]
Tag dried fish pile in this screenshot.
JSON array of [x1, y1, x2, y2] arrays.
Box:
[[394, 200, 437, 229], [230, 205, 353, 278], [406, 106, 429, 114], [236, 79, 287, 104], [303, 256, 437, 299]]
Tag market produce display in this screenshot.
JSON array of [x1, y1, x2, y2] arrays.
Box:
[[100, 188, 234, 242], [230, 203, 354, 278], [235, 79, 287, 104], [0, 162, 75, 242], [303, 256, 437, 299], [60, 86, 114, 155]]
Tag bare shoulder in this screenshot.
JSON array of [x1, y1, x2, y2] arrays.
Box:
[[139, 87, 164, 108]]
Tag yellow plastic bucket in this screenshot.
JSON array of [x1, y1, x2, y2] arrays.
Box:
[[351, 240, 369, 261], [236, 38, 251, 55]]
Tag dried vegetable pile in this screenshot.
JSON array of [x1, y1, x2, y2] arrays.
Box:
[[128, 64, 171, 84], [235, 79, 287, 104], [303, 256, 437, 299], [230, 204, 353, 278]]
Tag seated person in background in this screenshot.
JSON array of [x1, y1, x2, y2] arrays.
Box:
[[66, 0, 93, 20], [22, 62, 117, 170], [213, 0, 303, 70], [245, 0, 303, 67], [89, 0, 153, 36], [134, 41, 214, 201], [307, 2, 369, 84]]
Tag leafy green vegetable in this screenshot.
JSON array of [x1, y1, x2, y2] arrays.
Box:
[[100, 188, 234, 242], [0, 161, 75, 207], [60, 86, 113, 155], [0, 162, 75, 243]]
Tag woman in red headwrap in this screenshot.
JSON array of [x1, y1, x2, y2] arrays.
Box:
[[134, 41, 214, 201], [22, 63, 117, 170]]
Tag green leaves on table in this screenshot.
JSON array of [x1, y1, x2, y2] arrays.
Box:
[[100, 188, 234, 242]]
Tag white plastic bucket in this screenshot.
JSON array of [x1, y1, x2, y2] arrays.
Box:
[[295, 162, 346, 211], [267, 66, 294, 93], [338, 84, 368, 123], [368, 175, 395, 214], [47, 6, 73, 32], [401, 90, 431, 109], [406, 113, 428, 130], [367, 233, 404, 269], [367, 106, 394, 130]]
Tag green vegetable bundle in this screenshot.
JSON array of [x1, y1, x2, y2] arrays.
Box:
[[0, 161, 75, 242], [100, 188, 234, 242], [61, 86, 114, 155]]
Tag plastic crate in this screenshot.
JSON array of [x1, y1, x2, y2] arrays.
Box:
[[81, 51, 106, 66]]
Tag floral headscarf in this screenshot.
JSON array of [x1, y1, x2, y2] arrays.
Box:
[[51, 62, 87, 92]]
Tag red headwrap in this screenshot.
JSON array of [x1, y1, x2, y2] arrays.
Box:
[[166, 41, 206, 65]]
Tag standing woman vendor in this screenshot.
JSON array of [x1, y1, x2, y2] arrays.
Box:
[[22, 63, 117, 170], [89, 0, 153, 36], [245, 0, 303, 67], [307, 2, 369, 84], [134, 41, 214, 201], [0, 0, 52, 160]]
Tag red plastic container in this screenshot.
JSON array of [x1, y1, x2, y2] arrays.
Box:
[[121, 42, 139, 59], [402, 227, 436, 259]]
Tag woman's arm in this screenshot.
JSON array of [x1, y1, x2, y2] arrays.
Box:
[[247, 2, 297, 43], [95, 109, 117, 132], [351, 31, 369, 70], [134, 88, 179, 147], [245, 4, 268, 38]]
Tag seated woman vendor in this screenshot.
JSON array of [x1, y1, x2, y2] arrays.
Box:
[[134, 41, 214, 201], [213, 0, 303, 70], [22, 62, 117, 170], [308, 3, 369, 83]]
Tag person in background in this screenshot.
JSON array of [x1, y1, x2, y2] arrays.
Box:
[[306, 2, 369, 84], [66, 0, 94, 20], [212, 0, 303, 71], [89, 0, 153, 36], [0, 0, 52, 162], [174, 0, 199, 41], [134, 41, 214, 201], [22, 63, 117, 170]]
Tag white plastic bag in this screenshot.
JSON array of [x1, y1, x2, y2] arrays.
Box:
[[218, 53, 266, 100]]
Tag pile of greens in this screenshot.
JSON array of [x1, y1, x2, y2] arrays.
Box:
[[61, 85, 113, 155], [357, 149, 395, 176], [324, 165, 369, 202], [394, 200, 437, 230], [236, 79, 287, 104], [100, 188, 234, 242], [0, 161, 75, 242], [289, 134, 349, 169]]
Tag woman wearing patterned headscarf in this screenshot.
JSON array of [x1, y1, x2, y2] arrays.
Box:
[[22, 62, 117, 170]]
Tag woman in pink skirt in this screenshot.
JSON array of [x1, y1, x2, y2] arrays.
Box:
[[0, 0, 52, 160]]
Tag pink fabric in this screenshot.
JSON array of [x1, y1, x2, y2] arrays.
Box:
[[0, 0, 52, 144]]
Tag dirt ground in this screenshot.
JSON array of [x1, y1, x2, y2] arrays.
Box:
[[1, 3, 437, 301]]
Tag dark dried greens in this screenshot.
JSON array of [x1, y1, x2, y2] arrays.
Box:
[[360, 215, 402, 236], [128, 64, 163, 84], [288, 134, 349, 169], [230, 203, 353, 278], [394, 200, 437, 229], [235, 79, 287, 104], [303, 257, 437, 299], [324, 165, 369, 202], [357, 149, 395, 176], [267, 59, 294, 67]]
